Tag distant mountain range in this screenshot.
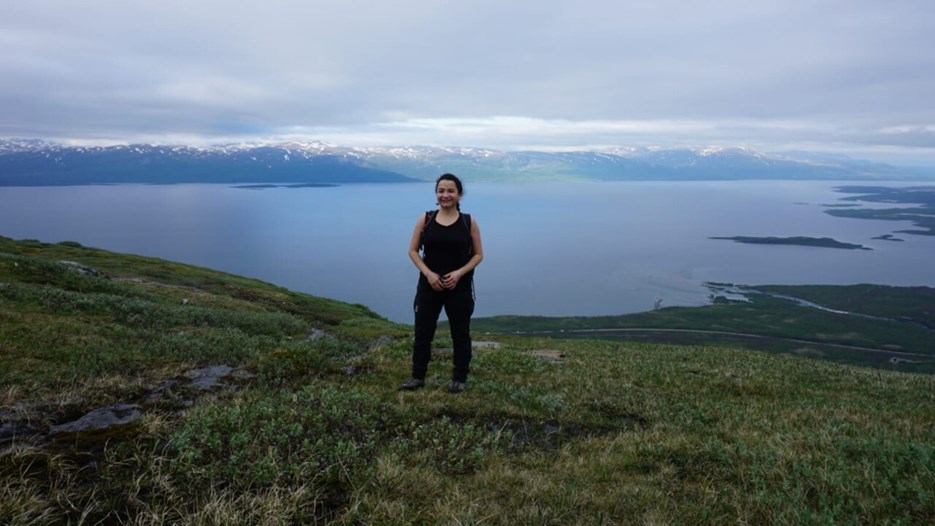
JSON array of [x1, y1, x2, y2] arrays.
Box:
[[0, 139, 931, 185], [0, 139, 415, 186]]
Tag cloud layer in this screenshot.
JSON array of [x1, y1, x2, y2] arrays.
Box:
[[2, 0, 935, 164]]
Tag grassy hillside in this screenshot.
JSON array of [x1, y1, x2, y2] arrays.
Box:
[[2, 236, 934, 524]]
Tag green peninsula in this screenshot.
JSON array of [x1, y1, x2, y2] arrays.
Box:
[[473, 282, 935, 372], [828, 185, 935, 236], [710, 235, 870, 250]]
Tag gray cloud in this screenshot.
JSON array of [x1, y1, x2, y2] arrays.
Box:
[[2, 0, 934, 164]]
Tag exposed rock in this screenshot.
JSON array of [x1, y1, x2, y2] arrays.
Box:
[[143, 378, 185, 406], [3, 365, 257, 453], [188, 365, 234, 390], [308, 328, 332, 341], [528, 350, 566, 363], [58, 260, 107, 278], [49, 403, 142, 437]]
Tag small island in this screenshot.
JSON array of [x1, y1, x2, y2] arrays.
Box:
[[710, 236, 871, 250], [872, 234, 905, 242]]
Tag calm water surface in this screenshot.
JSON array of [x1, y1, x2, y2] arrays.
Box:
[[2, 181, 932, 322]]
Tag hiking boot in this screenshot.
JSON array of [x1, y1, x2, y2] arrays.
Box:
[[448, 381, 465, 394], [398, 378, 425, 391]]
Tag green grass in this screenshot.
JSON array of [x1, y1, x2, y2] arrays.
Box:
[[472, 285, 935, 374], [754, 284, 935, 326], [2, 236, 935, 524]]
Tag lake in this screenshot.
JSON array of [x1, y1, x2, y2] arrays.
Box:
[[2, 181, 933, 323]]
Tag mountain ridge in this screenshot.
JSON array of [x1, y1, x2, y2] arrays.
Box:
[[1, 138, 931, 185]]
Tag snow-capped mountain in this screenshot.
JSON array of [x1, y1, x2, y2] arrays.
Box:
[[348, 143, 925, 181], [0, 139, 927, 186], [0, 140, 416, 186]]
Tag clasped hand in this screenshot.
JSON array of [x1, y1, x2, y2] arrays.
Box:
[[427, 271, 461, 292]]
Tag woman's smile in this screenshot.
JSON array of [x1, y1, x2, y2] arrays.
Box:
[[436, 180, 461, 206]]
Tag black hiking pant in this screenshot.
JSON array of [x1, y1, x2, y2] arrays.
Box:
[[411, 281, 474, 383]]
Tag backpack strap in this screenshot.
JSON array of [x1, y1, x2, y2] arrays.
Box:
[[419, 210, 437, 253], [461, 213, 473, 256]]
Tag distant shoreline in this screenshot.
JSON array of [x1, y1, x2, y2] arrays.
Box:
[[827, 185, 935, 236], [231, 183, 340, 189]]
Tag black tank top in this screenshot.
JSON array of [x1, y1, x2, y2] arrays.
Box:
[[420, 212, 473, 290]]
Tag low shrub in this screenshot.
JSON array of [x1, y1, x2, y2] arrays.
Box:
[[166, 385, 388, 496]]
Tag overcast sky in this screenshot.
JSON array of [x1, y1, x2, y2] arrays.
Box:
[[3, 0, 935, 164]]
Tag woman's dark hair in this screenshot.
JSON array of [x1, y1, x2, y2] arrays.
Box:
[[436, 173, 464, 210], [436, 173, 463, 193]]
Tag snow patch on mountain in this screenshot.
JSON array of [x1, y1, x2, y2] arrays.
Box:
[[1, 138, 931, 183]]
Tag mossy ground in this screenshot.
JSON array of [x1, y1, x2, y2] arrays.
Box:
[[2, 236, 934, 524]]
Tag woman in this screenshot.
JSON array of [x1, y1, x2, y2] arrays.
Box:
[[399, 173, 484, 394]]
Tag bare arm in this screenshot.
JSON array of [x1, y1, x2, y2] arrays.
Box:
[[408, 213, 444, 291]]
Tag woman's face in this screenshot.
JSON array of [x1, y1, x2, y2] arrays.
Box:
[[436, 180, 461, 208]]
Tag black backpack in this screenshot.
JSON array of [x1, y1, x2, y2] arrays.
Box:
[[420, 210, 473, 256]]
